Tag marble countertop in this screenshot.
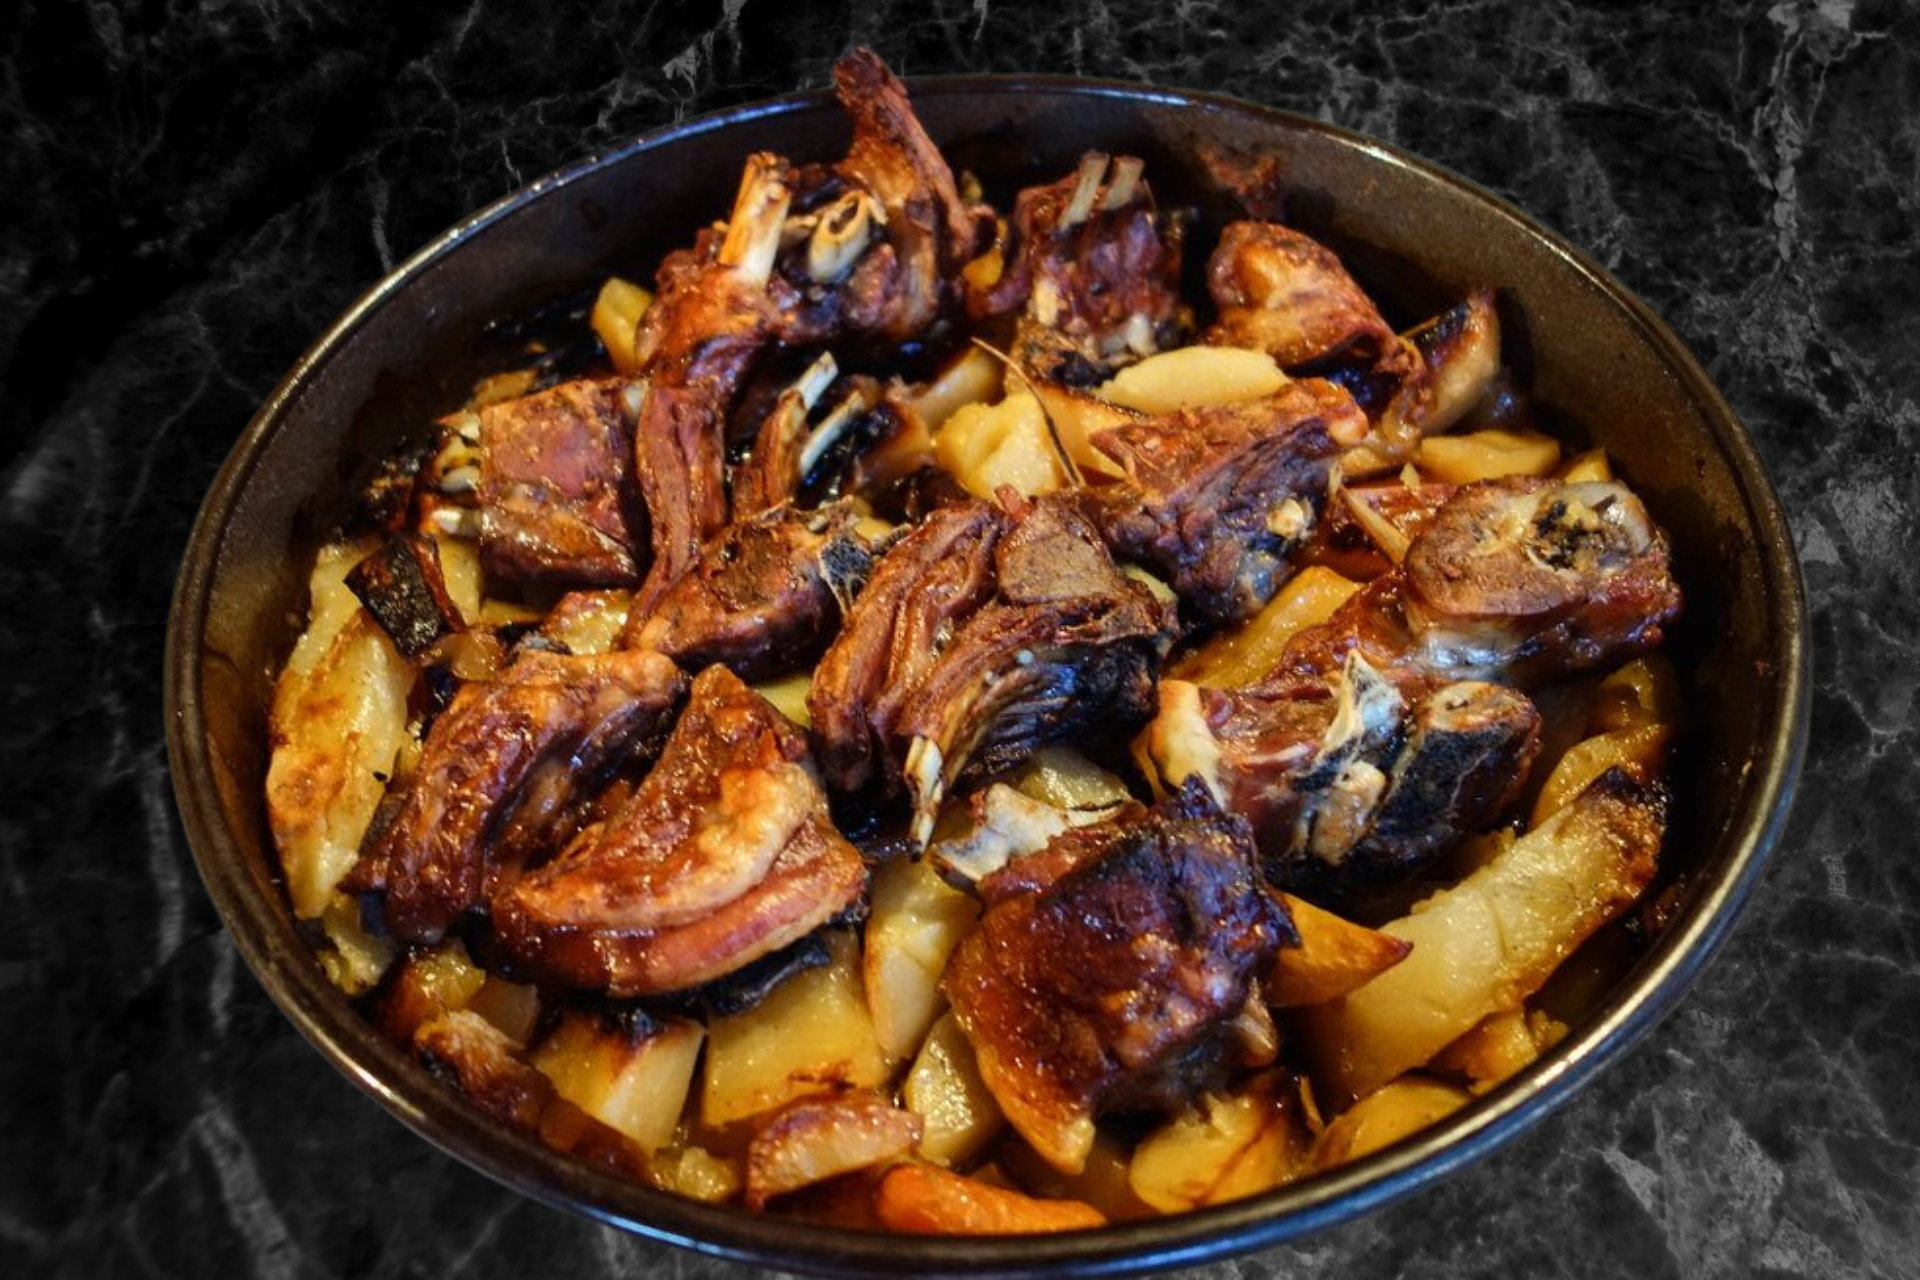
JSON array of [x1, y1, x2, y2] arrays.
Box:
[[3, 1, 1914, 1277]]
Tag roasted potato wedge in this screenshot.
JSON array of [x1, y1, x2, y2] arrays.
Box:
[[702, 931, 891, 1127], [1172, 566, 1360, 689], [1127, 1071, 1314, 1212], [1312, 1075, 1472, 1169], [1298, 769, 1664, 1104], [744, 1090, 923, 1209], [1415, 428, 1561, 485], [1430, 1006, 1567, 1094], [873, 1163, 1106, 1234], [904, 1012, 1006, 1168], [935, 390, 1068, 499], [532, 1011, 704, 1155], [1265, 894, 1414, 1008], [865, 858, 982, 1061], [1095, 345, 1286, 415], [590, 275, 653, 376]]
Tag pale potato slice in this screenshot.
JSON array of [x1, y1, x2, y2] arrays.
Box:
[[1004, 746, 1134, 810], [317, 893, 397, 996], [432, 534, 483, 623], [1430, 1007, 1567, 1094], [267, 542, 415, 923], [1265, 894, 1414, 1008], [1312, 1075, 1472, 1169], [466, 368, 538, 411], [591, 276, 654, 376], [1127, 1071, 1313, 1212], [1587, 655, 1682, 735], [532, 1012, 704, 1155], [1415, 428, 1562, 485], [904, 1013, 1005, 1168], [744, 1091, 921, 1209], [464, 976, 541, 1047], [1172, 565, 1361, 689], [1095, 345, 1287, 415], [1529, 722, 1670, 827], [935, 390, 1067, 499], [752, 671, 813, 727], [873, 1162, 1106, 1234], [539, 589, 631, 656], [864, 859, 982, 1061], [905, 345, 1003, 431], [702, 931, 891, 1127], [1297, 770, 1664, 1104]]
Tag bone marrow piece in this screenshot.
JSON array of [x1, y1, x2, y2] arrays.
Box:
[[495, 666, 867, 996]]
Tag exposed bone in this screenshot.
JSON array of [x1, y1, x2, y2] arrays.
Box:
[[1099, 156, 1143, 211], [717, 153, 794, 287], [904, 736, 945, 848], [806, 191, 881, 284], [438, 465, 480, 496], [798, 382, 881, 479], [1059, 152, 1109, 229], [793, 352, 840, 409]]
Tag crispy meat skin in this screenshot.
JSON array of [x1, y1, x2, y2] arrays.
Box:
[[495, 667, 866, 996], [344, 649, 686, 944], [944, 784, 1292, 1173], [1205, 221, 1397, 371], [1265, 476, 1682, 696], [808, 502, 1005, 792], [624, 503, 878, 681], [477, 379, 645, 588], [346, 532, 463, 658], [1091, 378, 1367, 625]]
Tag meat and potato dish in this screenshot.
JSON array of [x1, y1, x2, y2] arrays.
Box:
[[266, 49, 1684, 1233]]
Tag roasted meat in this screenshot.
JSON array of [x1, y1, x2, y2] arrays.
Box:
[[1139, 666, 1540, 894], [1089, 377, 1368, 625], [969, 151, 1186, 382], [810, 495, 1175, 842], [494, 666, 867, 997], [944, 783, 1292, 1173], [629, 152, 796, 612], [623, 501, 882, 681], [346, 532, 464, 659], [1206, 221, 1400, 374], [1267, 476, 1683, 695], [475, 379, 647, 589], [345, 648, 686, 943]]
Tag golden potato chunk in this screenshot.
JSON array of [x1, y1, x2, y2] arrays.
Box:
[[266, 541, 414, 926], [702, 931, 890, 1127], [1313, 1075, 1472, 1169], [1172, 565, 1360, 689], [865, 859, 982, 1061], [872, 1163, 1106, 1234], [1127, 1071, 1314, 1212], [1095, 345, 1287, 415], [935, 390, 1068, 499], [590, 276, 653, 376], [1265, 894, 1413, 1008], [532, 1012, 704, 1155], [904, 1013, 1005, 1168], [1430, 1006, 1567, 1094], [744, 1090, 923, 1208], [1298, 769, 1664, 1104], [1415, 428, 1561, 485]]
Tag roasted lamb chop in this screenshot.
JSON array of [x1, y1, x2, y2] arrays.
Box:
[[1266, 475, 1683, 697], [1088, 376, 1368, 625], [943, 783, 1292, 1173], [493, 666, 867, 997], [968, 151, 1186, 383], [344, 648, 687, 943], [809, 494, 1176, 843]]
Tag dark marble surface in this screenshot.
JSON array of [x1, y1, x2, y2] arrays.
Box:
[[3, 1, 1916, 1276]]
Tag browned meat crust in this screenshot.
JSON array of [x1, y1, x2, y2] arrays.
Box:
[[477, 379, 647, 588], [624, 503, 879, 681], [494, 666, 866, 996], [1090, 378, 1368, 624], [343, 648, 687, 943], [944, 784, 1292, 1173]]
